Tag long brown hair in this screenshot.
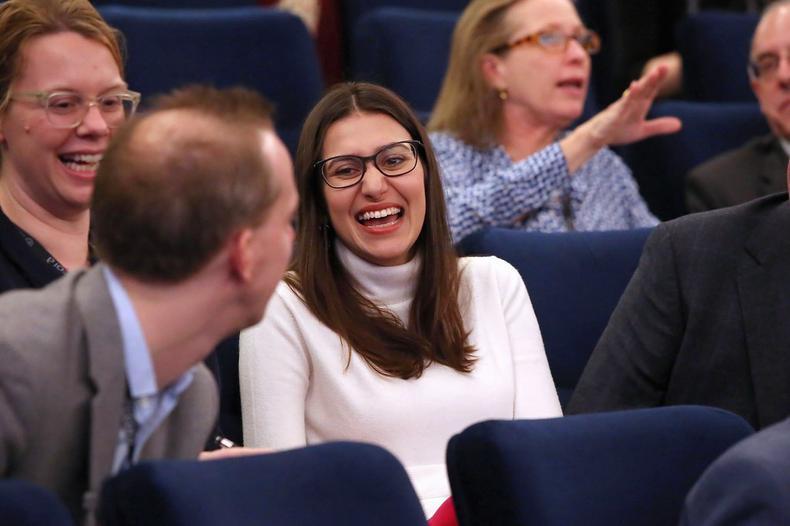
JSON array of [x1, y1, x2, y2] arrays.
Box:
[[291, 82, 475, 379]]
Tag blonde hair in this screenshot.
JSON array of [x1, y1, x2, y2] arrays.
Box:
[[0, 0, 123, 114], [428, 0, 521, 148]]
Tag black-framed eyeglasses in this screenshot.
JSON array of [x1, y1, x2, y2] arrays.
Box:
[[491, 28, 601, 55], [315, 140, 423, 189], [748, 51, 789, 80], [9, 89, 142, 129]]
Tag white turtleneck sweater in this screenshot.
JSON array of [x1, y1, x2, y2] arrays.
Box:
[[239, 243, 561, 516]]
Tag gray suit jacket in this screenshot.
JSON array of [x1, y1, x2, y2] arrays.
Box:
[[686, 134, 788, 213], [0, 265, 218, 525], [568, 193, 790, 430], [681, 416, 790, 525]]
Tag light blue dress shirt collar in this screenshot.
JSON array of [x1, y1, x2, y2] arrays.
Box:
[[102, 266, 195, 473]]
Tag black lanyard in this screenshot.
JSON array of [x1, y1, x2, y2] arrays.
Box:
[[15, 227, 67, 275]]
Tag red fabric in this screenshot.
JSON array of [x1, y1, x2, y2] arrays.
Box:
[[428, 497, 458, 526], [257, 0, 344, 85]]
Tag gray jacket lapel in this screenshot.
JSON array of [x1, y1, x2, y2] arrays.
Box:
[[737, 200, 790, 428], [73, 265, 126, 521]]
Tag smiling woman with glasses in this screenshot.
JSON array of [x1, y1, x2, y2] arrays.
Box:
[[429, 0, 682, 242], [239, 82, 561, 522], [0, 0, 136, 294]]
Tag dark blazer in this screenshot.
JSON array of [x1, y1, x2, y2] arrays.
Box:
[[568, 193, 790, 430], [686, 134, 788, 213], [0, 265, 218, 525], [0, 208, 63, 294], [680, 416, 790, 525]]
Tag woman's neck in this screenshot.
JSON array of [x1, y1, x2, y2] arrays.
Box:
[[0, 181, 90, 271], [498, 105, 561, 162]]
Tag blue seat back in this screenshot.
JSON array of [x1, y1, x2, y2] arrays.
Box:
[[447, 406, 754, 526], [351, 8, 458, 117], [678, 11, 760, 102], [343, 0, 467, 45], [457, 228, 651, 408], [100, 6, 324, 153], [100, 442, 427, 526], [620, 100, 769, 220], [0, 480, 74, 526]]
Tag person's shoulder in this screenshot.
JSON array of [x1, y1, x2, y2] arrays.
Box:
[[460, 255, 522, 287], [0, 267, 108, 349], [658, 192, 788, 241], [689, 134, 775, 182], [683, 417, 790, 525]]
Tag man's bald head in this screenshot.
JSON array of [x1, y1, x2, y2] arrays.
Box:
[[92, 105, 277, 283]]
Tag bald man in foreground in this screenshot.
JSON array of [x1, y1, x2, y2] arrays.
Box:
[[0, 86, 297, 525]]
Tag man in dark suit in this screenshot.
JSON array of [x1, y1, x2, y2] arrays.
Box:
[[680, 416, 790, 525], [686, 1, 790, 212], [0, 87, 297, 525], [568, 161, 790, 431]]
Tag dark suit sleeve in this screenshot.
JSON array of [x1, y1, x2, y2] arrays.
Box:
[[680, 452, 790, 525], [567, 224, 685, 413]]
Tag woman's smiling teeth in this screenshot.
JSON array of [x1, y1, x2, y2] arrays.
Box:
[[356, 206, 403, 225], [59, 153, 103, 172]]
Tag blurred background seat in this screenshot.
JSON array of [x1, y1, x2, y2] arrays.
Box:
[[341, 0, 468, 65], [351, 8, 458, 120], [100, 442, 427, 526], [458, 227, 652, 408], [0, 479, 74, 526], [447, 406, 754, 526], [99, 5, 324, 154], [620, 100, 769, 220], [677, 11, 760, 103]]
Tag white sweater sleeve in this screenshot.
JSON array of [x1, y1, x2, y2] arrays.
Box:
[[493, 258, 563, 418], [239, 283, 311, 449]]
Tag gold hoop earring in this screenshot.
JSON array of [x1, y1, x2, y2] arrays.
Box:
[[498, 88, 509, 101]]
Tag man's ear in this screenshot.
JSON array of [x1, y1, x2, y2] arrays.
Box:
[[480, 52, 506, 91], [228, 228, 254, 283]]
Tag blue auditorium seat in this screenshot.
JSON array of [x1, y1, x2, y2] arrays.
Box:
[[447, 406, 754, 526], [99, 442, 427, 526], [677, 11, 760, 103], [343, 0, 467, 41], [620, 100, 769, 219], [0, 479, 74, 526], [352, 8, 458, 118], [458, 227, 651, 408], [99, 6, 324, 153]]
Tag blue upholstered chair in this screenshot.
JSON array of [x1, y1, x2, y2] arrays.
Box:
[[619, 100, 769, 220], [457, 227, 651, 408], [677, 11, 760, 103], [343, 0, 467, 53], [447, 406, 754, 526], [99, 6, 324, 153], [99, 442, 427, 526], [352, 8, 458, 118], [0, 480, 74, 526]]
